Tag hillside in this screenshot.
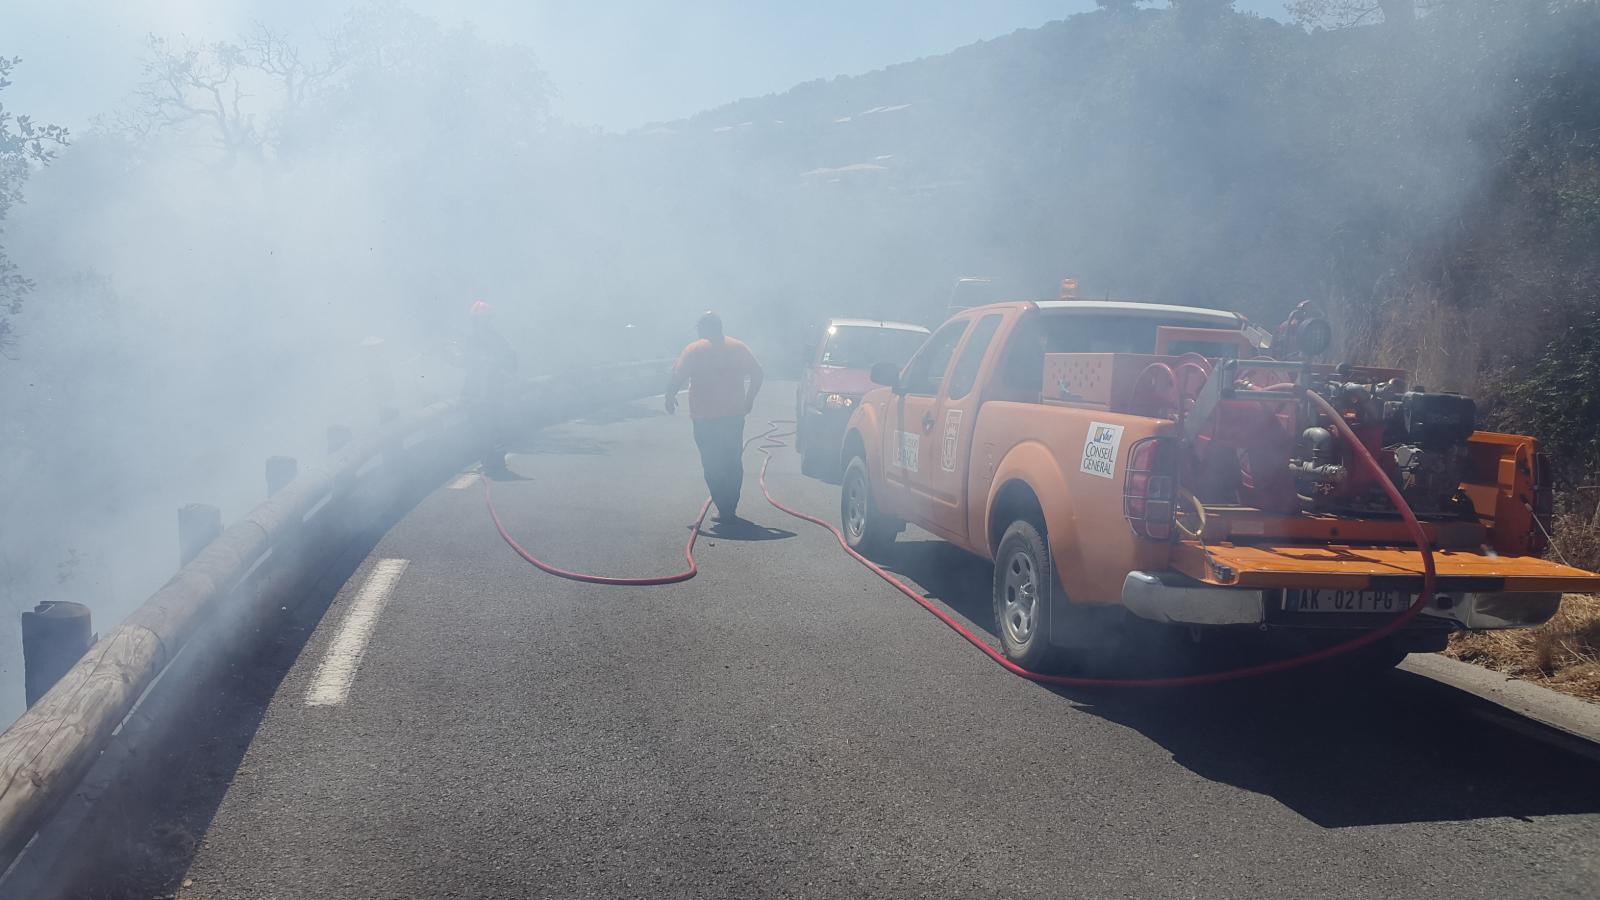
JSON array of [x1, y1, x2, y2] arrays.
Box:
[[584, 4, 1597, 407]]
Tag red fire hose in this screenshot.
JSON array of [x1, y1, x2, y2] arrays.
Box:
[[486, 390, 1437, 687], [480, 427, 782, 585], [483, 480, 710, 585]]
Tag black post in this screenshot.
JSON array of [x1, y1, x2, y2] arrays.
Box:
[[177, 503, 222, 567], [21, 601, 93, 708]]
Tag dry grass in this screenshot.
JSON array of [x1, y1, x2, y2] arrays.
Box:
[[1446, 593, 1600, 702], [1551, 511, 1600, 575]]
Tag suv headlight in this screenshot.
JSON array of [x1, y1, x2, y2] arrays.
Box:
[[817, 393, 857, 410]]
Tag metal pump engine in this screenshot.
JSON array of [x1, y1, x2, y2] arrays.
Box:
[[1168, 303, 1481, 521], [1288, 373, 1478, 519]]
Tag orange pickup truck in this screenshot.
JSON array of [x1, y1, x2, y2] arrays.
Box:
[[839, 299, 1600, 670]]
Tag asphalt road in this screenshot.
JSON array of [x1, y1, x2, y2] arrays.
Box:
[[171, 385, 1600, 900]]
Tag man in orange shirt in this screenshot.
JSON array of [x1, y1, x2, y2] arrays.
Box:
[[666, 311, 765, 522]]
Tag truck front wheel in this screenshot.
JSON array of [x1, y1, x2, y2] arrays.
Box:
[[800, 429, 835, 479], [993, 520, 1064, 671], [841, 457, 898, 557]]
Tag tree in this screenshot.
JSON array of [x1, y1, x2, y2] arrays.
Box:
[[131, 36, 260, 158], [1168, 0, 1237, 14], [0, 56, 68, 354], [128, 27, 347, 160], [238, 24, 349, 153], [1287, 0, 1431, 30], [124, 4, 550, 166]]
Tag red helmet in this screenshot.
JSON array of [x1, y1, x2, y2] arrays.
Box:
[[469, 300, 493, 317]]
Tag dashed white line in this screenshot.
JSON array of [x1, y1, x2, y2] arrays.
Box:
[[447, 473, 479, 490], [304, 558, 409, 707]]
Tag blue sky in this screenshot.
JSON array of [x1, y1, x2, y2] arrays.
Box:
[[6, 1, 1292, 132]]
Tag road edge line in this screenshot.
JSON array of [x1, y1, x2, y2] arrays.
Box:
[[304, 559, 409, 707]]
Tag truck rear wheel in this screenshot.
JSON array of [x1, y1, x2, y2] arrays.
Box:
[[841, 456, 897, 557], [993, 520, 1064, 671]]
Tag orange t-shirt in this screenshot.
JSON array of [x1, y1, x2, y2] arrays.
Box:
[[673, 337, 763, 419]]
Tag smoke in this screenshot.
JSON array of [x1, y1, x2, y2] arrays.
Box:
[[2, 0, 1595, 723]]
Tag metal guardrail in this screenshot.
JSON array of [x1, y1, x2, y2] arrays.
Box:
[[0, 358, 673, 869]]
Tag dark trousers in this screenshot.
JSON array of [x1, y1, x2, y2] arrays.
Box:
[[692, 415, 746, 515]]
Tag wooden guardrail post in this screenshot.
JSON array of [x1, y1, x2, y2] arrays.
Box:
[[177, 504, 222, 567], [265, 456, 298, 497], [20, 602, 93, 709]]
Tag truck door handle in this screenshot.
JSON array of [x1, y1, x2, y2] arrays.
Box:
[[922, 412, 935, 432]]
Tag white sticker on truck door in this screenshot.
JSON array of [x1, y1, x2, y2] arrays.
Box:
[[1079, 422, 1124, 479], [894, 430, 920, 472], [941, 409, 963, 472]]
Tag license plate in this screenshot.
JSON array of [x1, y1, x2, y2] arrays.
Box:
[[1283, 589, 1412, 614]]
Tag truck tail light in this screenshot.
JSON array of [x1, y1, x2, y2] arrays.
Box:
[[1124, 437, 1177, 541]]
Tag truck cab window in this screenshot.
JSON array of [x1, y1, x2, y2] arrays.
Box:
[[998, 319, 1046, 401], [1036, 312, 1238, 355], [946, 315, 1002, 400], [900, 321, 967, 395]]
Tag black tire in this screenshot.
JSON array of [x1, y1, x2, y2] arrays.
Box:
[[801, 440, 838, 480], [993, 520, 1065, 671], [841, 456, 898, 556]]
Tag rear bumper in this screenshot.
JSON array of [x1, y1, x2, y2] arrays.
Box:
[[1121, 571, 1562, 631], [1122, 571, 1266, 625]]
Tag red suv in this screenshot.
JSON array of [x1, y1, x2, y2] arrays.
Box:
[[796, 317, 929, 476]]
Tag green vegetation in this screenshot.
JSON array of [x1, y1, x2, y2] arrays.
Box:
[[0, 56, 67, 353], [1488, 315, 1600, 487]]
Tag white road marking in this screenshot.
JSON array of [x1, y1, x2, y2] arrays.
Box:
[[447, 473, 479, 490], [305, 558, 409, 707]]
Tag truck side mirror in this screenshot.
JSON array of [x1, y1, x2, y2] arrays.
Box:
[[870, 362, 901, 388]]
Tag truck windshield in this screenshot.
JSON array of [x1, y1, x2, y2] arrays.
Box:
[[820, 326, 928, 369]]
